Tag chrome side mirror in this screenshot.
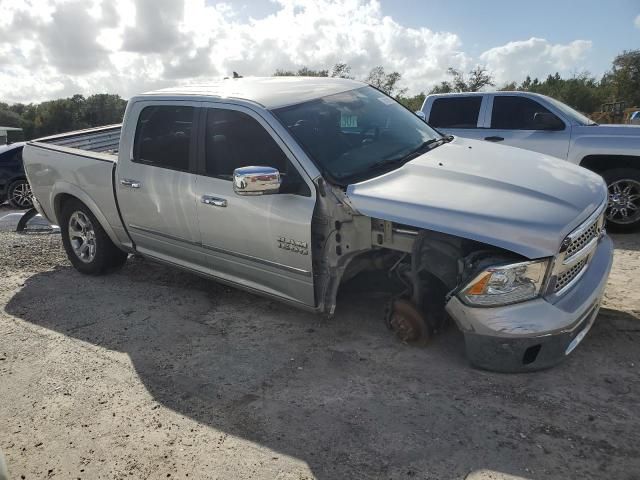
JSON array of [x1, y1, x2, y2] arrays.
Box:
[[415, 110, 426, 121], [233, 166, 281, 196]]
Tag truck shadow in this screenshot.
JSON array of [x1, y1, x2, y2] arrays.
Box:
[[609, 233, 640, 252], [5, 259, 640, 479]]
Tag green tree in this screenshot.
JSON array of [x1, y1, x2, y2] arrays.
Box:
[[603, 49, 640, 107], [83, 94, 127, 126], [396, 92, 426, 112], [516, 72, 609, 113], [330, 62, 353, 79], [428, 81, 453, 94], [365, 66, 406, 97], [429, 66, 494, 94], [499, 81, 518, 91], [0, 94, 128, 140], [0, 103, 22, 127], [273, 66, 329, 77]]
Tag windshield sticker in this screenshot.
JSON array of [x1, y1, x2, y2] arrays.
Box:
[[377, 96, 395, 105], [340, 113, 358, 128]]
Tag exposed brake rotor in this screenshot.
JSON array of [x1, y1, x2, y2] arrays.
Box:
[[387, 298, 430, 344]]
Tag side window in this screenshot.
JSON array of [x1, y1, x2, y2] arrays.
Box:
[[491, 96, 562, 130], [429, 97, 482, 128], [133, 106, 194, 171], [204, 108, 308, 195]]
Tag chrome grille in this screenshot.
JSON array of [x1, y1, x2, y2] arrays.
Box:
[[564, 215, 603, 259], [547, 205, 606, 298], [554, 258, 587, 292]]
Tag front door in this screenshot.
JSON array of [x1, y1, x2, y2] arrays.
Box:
[[116, 101, 202, 266], [194, 104, 316, 307], [484, 95, 571, 159]]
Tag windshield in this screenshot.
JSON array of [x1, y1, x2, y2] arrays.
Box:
[[545, 96, 597, 126], [273, 86, 441, 184]]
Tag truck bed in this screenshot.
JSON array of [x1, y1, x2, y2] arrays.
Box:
[[23, 124, 130, 247], [34, 124, 122, 159]]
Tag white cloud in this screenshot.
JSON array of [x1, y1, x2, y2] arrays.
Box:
[[479, 38, 593, 85], [635, 14, 640, 29], [0, 0, 594, 103]]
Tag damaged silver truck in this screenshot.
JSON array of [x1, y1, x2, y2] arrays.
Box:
[[22, 77, 613, 372]]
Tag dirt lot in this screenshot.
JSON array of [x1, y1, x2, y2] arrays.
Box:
[[0, 210, 639, 479]]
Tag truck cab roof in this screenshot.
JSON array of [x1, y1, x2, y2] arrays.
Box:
[[426, 91, 552, 101], [138, 76, 367, 110]]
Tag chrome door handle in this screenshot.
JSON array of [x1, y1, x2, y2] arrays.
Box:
[[120, 178, 142, 188], [201, 195, 227, 207]]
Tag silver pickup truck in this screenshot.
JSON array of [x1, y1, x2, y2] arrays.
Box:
[[23, 77, 613, 372]]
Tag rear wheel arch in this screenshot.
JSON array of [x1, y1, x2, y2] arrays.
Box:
[[54, 192, 75, 222], [59, 197, 128, 274], [52, 189, 122, 246]]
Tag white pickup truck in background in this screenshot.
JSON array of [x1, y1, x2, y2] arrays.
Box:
[[419, 92, 640, 231]]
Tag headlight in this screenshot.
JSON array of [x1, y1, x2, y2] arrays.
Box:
[[460, 259, 549, 307]]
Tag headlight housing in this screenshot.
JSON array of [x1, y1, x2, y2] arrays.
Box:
[[460, 259, 549, 307]]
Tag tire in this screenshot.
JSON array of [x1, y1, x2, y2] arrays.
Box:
[[7, 178, 33, 209], [60, 199, 128, 275], [602, 168, 640, 233]]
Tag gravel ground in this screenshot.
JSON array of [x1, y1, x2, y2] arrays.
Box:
[[0, 221, 639, 480]]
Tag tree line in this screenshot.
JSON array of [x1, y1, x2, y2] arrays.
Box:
[[1, 50, 638, 140], [0, 94, 127, 141]]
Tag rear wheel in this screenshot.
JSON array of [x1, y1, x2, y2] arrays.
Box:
[[7, 179, 32, 209], [602, 169, 640, 233], [60, 199, 128, 274]]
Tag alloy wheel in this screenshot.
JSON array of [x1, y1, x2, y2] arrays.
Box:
[[10, 181, 32, 208], [606, 179, 640, 225], [68, 211, 97, 263]]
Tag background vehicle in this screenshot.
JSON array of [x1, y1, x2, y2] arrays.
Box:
[[0, 142, 32, 209], [420, 91, 640, 231], [630, 111, 640, 125], [22, 78, 612, 372], [0, 126, 24, 145]]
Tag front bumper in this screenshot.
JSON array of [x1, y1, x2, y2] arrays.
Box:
[[446, 234, 614, 372]]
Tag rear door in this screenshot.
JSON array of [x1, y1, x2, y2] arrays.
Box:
[[116, 101, 203, 265], [483, 94, 570, 159], [193, 104, 317, 307], [424, 95, 487, 140]]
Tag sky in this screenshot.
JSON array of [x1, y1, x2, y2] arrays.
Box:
[[0, 0, 638, 104]]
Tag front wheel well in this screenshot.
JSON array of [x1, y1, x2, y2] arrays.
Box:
[[580, 154, 640, 174]]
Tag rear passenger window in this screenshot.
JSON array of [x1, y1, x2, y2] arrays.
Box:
[[133, 106, 194, 171], [429, 97, 482, 128], [491, 96, 561, 130]]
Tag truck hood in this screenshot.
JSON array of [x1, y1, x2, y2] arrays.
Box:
[[346, 137, 607, 259]]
